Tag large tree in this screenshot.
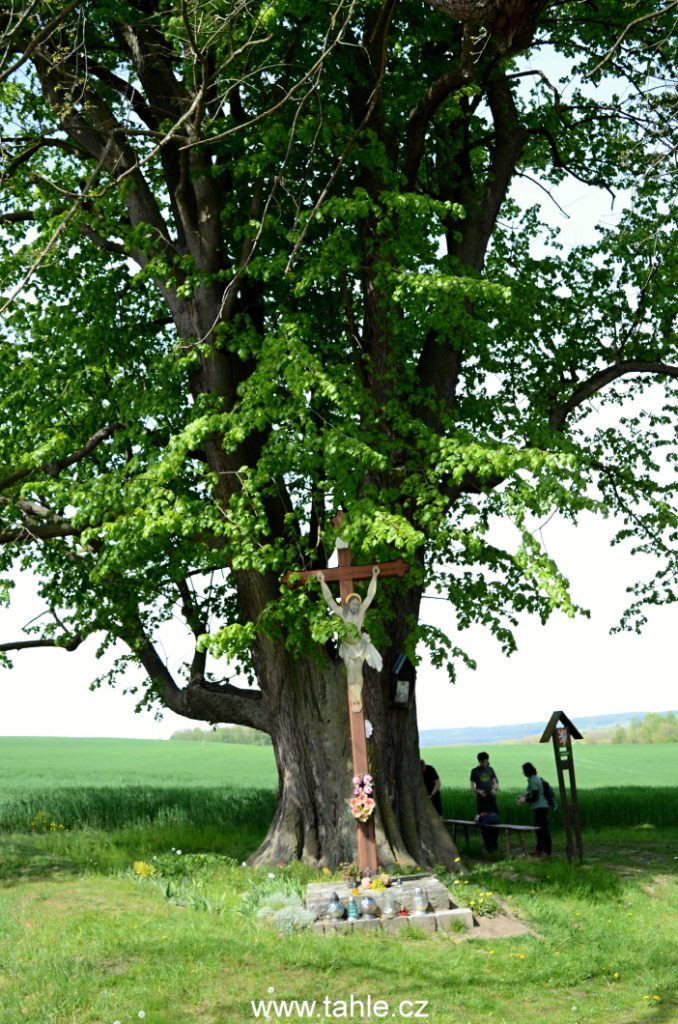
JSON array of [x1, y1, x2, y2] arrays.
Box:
[[0, 0, 676, 867]]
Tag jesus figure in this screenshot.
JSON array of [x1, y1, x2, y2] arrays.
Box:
[[316, 566, 383, 713]]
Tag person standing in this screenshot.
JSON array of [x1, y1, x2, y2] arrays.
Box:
[[470, 752, 500, 852], [470, 752, 499, 812], [516, 762, 552, 857], [421, 759, 443, 816]]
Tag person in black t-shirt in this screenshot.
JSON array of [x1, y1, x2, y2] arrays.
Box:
[[470, 752, 500, 851], [420, 759, 443, 816]]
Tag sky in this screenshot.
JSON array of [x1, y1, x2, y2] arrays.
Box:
[[1, 59, 675, 741]]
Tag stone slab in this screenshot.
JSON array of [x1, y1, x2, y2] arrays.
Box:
[[435, 908, 474, 931], [381, 915, 412, 934], [405, 913, 437, 933], [348, 916, 381, 932]]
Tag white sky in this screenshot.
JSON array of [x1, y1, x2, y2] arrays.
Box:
[[1, 75, 675, 740]]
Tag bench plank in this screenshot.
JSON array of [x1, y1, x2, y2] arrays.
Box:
[[443, 818, 540, 858]]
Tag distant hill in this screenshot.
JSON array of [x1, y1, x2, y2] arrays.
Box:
[[418, 710, 677, 748]]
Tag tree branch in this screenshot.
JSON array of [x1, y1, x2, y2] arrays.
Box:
[[0, 633, 85, 653], [0, 422, 124, 491], [549, 360, 678, 431], [131, 626, 268, 732], [0, 522, 81, 543], [403, 34, 475, 189]]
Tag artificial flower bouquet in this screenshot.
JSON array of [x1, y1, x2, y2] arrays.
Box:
[[348, 773, 376, 823]]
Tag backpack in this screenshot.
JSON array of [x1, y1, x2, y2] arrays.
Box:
[[542, 779, 558, 811]]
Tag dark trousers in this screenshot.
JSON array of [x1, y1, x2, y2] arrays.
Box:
[[534, 808, 552, 854], [479, 812, 500, 851]]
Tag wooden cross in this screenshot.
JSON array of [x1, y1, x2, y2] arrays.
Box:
[[282, 512, 408, 872]]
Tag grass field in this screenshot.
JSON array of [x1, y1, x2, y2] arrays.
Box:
[[0, 737, 676, 1023], [1, 736, 675, 790], [0, 824, 675, 1023]]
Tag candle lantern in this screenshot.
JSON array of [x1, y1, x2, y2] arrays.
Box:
[[411, 887, 429, 915], [359, 893, 379, 917], [347, 895, 360, 920], [380, 893, 399, 919], [324, 893, 346, 920]]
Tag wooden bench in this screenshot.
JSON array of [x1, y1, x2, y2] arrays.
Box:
[[444, 818, 540, 858]]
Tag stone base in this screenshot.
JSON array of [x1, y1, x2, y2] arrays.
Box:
[[310, 907, 474, 935], [305, 874, 474, 936]]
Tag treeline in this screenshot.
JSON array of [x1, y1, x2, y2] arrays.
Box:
[[169, 726, 272, 746], [585, 712, 678, 745]]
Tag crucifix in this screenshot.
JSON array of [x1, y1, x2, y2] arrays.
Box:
[[282, 512, 408, 872]]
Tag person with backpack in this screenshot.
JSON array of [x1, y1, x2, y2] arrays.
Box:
[[516, 762, 552, 858]]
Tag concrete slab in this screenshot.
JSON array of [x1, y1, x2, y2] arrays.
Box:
[[435, 908, 474, 931]]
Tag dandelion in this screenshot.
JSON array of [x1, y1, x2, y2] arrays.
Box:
[[453, 880, 461, 885], [652, 995, 661, 1002], [132, 861, 156, 878], [268, 872, 275, 879], [176, 849, 182, 856], [267, 987, 275, 994], [138, 1014, 146, 1021], [612, 972, 620, 979]]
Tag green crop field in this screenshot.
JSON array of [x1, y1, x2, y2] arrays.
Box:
[[0, 735, 674, 790]]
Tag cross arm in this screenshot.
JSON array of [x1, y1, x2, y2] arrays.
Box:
[[282, 558, 409, 589]]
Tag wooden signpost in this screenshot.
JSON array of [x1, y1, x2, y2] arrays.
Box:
[[540, 711, 584, 863], [283, 513, 408, 872]]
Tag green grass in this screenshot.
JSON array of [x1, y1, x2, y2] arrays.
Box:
[[0, 824, 675, 1024], [1, 739, 676, 1022], [1, 736, 676, 790], [2, 784, 676, 834]]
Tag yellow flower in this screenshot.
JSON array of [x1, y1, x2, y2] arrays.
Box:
[[453, 857, 461, 863], [132, 861, 157, 878], [322, 867, 332, 876]]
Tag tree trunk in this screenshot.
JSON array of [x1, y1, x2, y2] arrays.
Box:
[[248, 643, 460, 870]]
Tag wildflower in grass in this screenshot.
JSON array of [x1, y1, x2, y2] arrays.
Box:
[[138, 1013, 146, 1020], [268, 872, 275, 879], [132, 861, 157, 878]]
